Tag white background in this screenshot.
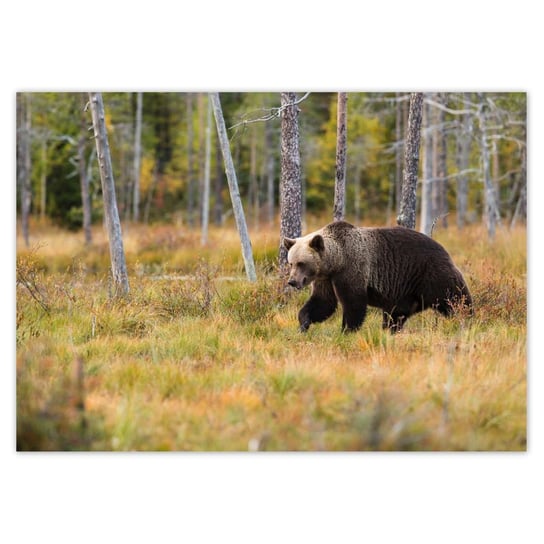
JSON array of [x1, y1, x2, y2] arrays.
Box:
[[2, 1, 541, 542]]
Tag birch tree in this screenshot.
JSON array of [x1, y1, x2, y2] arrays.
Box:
[[88, 92, 130, 297], [511, 137, 526, 228], [456, 92, 472, 229], [265, 120, 275, 225], [78, 97, 92, 244], [213, 138, 224, 226], [132, 91, 143, 222], [279, 92, 303, 271], [420, 95, 433, 235], [477, 93, 501, 240], [397, 92, 424, 229], [186, 93, 196, 227], [333, 92, 348, 222], [210, 92, 256, 282], [394, 92, 404, 215], [201, 95, 212, 246], [433, 93, 448, 228], [17, 93, 32, 246]]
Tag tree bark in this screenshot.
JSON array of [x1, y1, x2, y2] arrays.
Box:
[[213, 136, 224, 226], [186, 93, 195, 227], [133, 91, 143, 222], [197, 93, 205, 226], [477, 93, 500, 240], [510, 135, 526, 228], [420, 95, 433, 235], [40, 138, 47, 224], [395, 92, 404, 215], [88, 92, 130, 297], [333, 92, 348, 222], [397, 92, 424, 229], [279, 92, 303, 271], [201, 95, 212, 245], [79, 97, 92, 244], [434, 93, 448, 228], [210, 92, 256, 282], [17, 93, 32, 246], [265, 120, 275, 225], [456, 92, 472, 229], [249, 126, 259, 228]]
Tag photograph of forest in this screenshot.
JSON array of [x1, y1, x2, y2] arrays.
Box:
[[16, 91, 526, 452]]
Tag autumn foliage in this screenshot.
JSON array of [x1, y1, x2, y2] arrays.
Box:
[[16, 221, 526, 451]]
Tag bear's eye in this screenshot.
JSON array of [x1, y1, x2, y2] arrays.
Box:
[[296, 262, 305, 270]]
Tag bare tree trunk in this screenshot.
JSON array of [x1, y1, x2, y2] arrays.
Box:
[[88, 92, 130, 297], [201, 95, 212, 246], [40, 138, 47, 224], [119, 129, 128, 222], [186, 93, 195, 227], [477, 93, 500, 240], [213, 137, 224, 226], [435, 93, 448, 228], [397, 92, 424, 229], [210, 92, 256, 282], [17, 93, 32, 246], [395, 92, 403, 215], [456, 92, 472, 229], [420, 95, 433, 235], [265, 121, 275, 225], [144, 162, 158, 225], [197, 93, 205, 226], [333, 92, 348, 222], [79, 98, 92, 244], [133, 91, 143, 222], [249, 126, 259, 228], [511, 138, 526, 228], [279, 92, 303, 271]]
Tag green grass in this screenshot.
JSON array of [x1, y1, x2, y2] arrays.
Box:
[[16, 222, 527, 451]]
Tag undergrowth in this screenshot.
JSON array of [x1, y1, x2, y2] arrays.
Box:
[[16, 223, 527, 451]]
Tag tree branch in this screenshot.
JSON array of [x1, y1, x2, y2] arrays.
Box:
[[229, 92, 311, 132], [423, 97, 473, 115]]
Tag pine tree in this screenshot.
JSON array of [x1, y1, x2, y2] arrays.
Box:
[[279, 92, 303, 271], [333, 92, 348, 221], [397, 92, 424, 229]]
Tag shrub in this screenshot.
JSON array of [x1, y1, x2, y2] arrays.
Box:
[[218, 277, 288, 324]]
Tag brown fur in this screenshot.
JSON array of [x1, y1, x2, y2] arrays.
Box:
[[284, 221, 472, 333]]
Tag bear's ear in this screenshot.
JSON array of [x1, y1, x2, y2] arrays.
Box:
[[309, 234, 325, 253], [284, 237, 296, 250]]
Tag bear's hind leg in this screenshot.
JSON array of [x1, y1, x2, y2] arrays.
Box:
[[382, 298, 423, 334], [298, 279, 338, 332], [382, 311, 407, 334]]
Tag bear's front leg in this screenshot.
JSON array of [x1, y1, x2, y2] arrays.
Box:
[[333, 279, 368, 332], [298, 279, 338, 332]]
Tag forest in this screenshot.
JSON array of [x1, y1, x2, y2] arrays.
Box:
[[16, 92, 526, 238], [16, 91, 526, 453]]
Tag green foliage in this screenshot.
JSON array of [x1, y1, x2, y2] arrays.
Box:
[[19, 91, 526, 229], [305, 93, 392, 215]]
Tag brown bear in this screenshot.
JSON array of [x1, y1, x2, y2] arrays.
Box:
[[283, 220, 472, 333]]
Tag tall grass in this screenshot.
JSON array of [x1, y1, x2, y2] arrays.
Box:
[[16, 222, 526, 451]]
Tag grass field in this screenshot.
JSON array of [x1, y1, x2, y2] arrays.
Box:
[[15, 220, 527, 451]]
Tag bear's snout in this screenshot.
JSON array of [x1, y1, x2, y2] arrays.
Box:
[[288, 278, 303, 289]]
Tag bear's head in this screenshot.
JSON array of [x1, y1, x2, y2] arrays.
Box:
[[283, 234, 325, 289]]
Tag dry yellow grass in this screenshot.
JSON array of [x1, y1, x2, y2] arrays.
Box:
[[16, 221, 526, 451]]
